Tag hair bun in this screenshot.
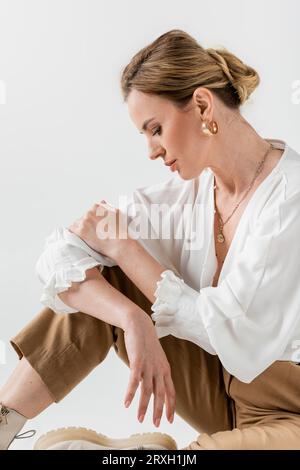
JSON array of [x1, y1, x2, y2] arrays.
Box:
[[121, 29, 261, 109], [206, 47, 260, 105]]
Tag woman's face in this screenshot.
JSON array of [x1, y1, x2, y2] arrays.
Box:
[[127, 89, 213, 180]]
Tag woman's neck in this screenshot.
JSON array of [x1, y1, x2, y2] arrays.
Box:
[[207, 114, 279, 199]]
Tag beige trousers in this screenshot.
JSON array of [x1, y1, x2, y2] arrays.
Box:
[[10, 265, 300, 449]]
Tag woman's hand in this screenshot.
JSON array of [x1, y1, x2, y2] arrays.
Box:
[[68, 200, 130, 260], [123, 311, 176, 427]]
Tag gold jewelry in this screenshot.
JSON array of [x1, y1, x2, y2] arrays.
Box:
[[214, 142, 274, 243], [202, 120, 218, 136]]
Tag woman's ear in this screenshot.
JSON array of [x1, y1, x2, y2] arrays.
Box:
[[193, 87, 214, 121]]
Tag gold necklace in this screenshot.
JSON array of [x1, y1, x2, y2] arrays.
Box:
[[214, 143, 274, 243]]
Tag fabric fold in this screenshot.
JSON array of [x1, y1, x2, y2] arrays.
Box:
[[35, 226, 112, 314], [150, 270, 216, 354]]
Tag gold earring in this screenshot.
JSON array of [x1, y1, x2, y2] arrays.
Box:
[[201, 120, 218, 136]]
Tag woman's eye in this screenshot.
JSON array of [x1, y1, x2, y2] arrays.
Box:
[[152, 126, 161, 136]]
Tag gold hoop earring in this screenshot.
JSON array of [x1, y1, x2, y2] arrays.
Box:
[[201, 120, 218, 136]]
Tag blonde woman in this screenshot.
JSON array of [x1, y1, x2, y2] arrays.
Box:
[[1, 29, 300, 450]]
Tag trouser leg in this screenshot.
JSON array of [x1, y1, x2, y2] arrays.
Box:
[[182, 360, 300, 449], [10, 265, 233, 435], [10, 305, 115, 403], [182, 420, 300, 450]]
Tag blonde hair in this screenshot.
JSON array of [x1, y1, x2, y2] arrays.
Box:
[[120, 29, 260, 109]]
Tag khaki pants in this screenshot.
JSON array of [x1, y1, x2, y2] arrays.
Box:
[[10, 265, 300, 449]]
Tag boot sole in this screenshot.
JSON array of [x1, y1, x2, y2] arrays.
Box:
[[33, 426, 177, 450]]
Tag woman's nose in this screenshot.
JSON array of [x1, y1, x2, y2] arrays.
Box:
[[149, 149, 165, 161]]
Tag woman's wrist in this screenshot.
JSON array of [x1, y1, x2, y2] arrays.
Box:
[[111, 237, 139, 263], [122, 305, 153, 332]]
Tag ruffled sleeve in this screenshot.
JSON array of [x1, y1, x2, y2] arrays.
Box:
[[151, 192, 300, 383], [150, 270, 216, 354], [34, 175, 186, 316], [35, 226, 117, 314]]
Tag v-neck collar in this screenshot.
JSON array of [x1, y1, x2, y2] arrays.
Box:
[[206, 138, 290, 287]]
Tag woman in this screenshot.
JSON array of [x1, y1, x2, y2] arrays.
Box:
[[1, 29, 300, 451]]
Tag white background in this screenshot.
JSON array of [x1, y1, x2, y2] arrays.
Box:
[[0, 0, 299, 450]]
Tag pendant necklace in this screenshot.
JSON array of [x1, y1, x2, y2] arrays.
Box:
[[214, 143, 274, 244]]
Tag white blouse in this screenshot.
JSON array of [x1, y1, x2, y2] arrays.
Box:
[[35, 138, 300, 383]]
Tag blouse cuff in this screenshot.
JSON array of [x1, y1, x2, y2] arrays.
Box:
[[39, 257, 104, 314], [36, 226, 107, 314], [150, 270, 216, 354], [151, 270, 193, 322]]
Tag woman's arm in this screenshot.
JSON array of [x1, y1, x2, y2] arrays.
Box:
[[66, 201, 167, 304], [57, 265, 176, 427], [112, 241, 216, 356], [113, 239, 167, 304], [57, 266, 146, 330]]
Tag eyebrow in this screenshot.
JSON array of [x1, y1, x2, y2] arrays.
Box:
[[139, 117, 156, 134]]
